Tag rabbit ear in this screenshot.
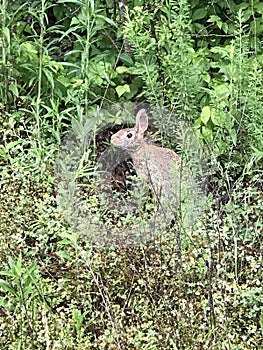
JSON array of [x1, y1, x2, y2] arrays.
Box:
[[135, 109, 148, 133]]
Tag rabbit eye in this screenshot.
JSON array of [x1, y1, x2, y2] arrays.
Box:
[[127, 132, 133, 139]]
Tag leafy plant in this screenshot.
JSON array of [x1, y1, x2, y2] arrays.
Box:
[[0, 256, 44, 343], [125, 0, 203, 121]]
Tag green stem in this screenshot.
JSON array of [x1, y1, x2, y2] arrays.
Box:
[[1, 0, 8, 104]]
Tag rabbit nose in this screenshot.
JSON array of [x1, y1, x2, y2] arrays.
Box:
[[111, 134, 118, 143]]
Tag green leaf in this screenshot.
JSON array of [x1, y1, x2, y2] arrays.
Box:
[[255, 2, 263, 14], [9, 83, 19, 97], [26, 264, 38, 279], [0, 270, 16, 277], [214, 84, 230, 98], [15, 254, 23, 277], [201, 126, 213, 142], [194, 117, 202, 127], [200, 106, 211, 125], [55, 250, 73, 261], [211, 109, 226, 127], [251, 145, 263, 162], [260, 309, 263, 335], [126, 77, 143, 98], [3, 27, 10, 46], [116, 66, 129, 74], [229, 128, 237, 146], [6, 255, 22, 277], [119, 53, 134, 66], [191, 0, 199, 8], [192, 8, 207, 21], [4, 140, 23, 151], [207, 15, 223, 29], [116, 84, 130, 97], [0, 296, 8, 308], [207, 15, 221, 23], [96, 15, 117, 27], [0, 279, 17, 296], [53, 4, 64, 21]]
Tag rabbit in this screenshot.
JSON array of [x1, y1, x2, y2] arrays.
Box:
[[110, 109, 185, 199]]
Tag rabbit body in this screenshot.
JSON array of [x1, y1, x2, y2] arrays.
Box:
[[111, 109, 182, 198]]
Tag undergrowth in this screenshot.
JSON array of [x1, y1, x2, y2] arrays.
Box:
[[0, 0, 262, 349]]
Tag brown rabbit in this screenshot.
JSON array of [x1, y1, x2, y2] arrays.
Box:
[[110, 109, 186, 199]]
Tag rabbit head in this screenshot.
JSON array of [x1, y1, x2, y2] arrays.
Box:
[[110, 109, 148, 152]]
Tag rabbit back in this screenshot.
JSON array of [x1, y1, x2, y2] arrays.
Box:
[[133, 142, 183, 196]]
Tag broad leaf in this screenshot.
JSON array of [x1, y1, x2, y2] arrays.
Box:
[[201, 106, 211, 125]]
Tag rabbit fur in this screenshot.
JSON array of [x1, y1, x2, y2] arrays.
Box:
[[111, 109, 186, 199]]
